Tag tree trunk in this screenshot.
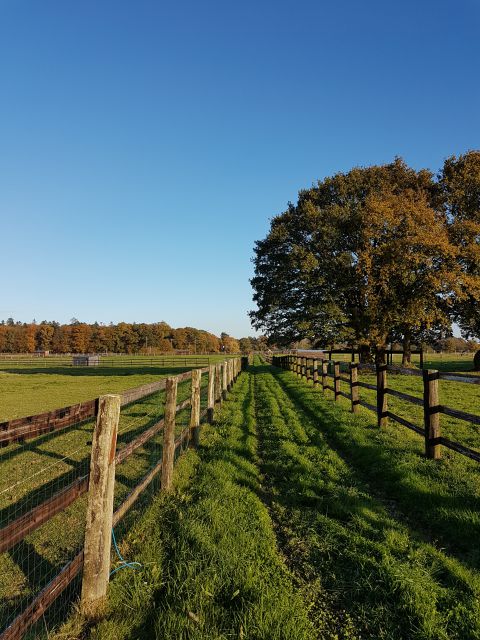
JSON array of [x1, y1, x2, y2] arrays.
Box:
[[402, 331, 412, 367], [359, 344, 373, 363], [375, 346, 386, 365]]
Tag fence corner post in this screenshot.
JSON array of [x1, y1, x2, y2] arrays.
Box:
[[423, 369, 441, 459], [81, 394, 120, 617], [161, 376, 178, 491], [376, 363, 388, 427]]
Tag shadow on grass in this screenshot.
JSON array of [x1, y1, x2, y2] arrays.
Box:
[[268, 365, 480, 572]]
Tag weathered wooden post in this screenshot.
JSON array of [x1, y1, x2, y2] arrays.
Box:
[[334, 361, 341, 402], [222, 361, 228, 400], [376, 364, 388, 427], [215, 363, 222, 404], [207, 364, 215, 423], [423, 369, 441, 459], [161, 376, 178, 491], [322, 360, 328, 392], [350, 363, 359, 413], [306, 358, 312, 384], [313, 358, 318, 387], [81, 394, 120, 616], [190, 369, 202, 447]]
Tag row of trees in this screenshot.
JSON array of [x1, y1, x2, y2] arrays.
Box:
[[0, 319, 246, 355], [250, 151, 480, 363]]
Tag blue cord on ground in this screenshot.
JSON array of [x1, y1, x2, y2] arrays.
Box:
[[110, 527, 142, 576]]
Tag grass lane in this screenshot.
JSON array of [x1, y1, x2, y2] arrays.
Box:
[[253, 362, 480, 640], [68, 369, 315, 640]]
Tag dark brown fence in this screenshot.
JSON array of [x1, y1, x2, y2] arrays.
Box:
[[0, 358, 243, 640], [272, 355, 480, 463]]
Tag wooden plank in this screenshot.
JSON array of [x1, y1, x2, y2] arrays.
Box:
[[386, 388, 423, 407], [81, 394, 120, 615], [357, 381, 377, 390], [0, 475, 88, 555], [324, 384, 335, 392], [338, 391, 351, 400], [359, 399, 377, 412], [120, 380, 166, 406], [440, 405, 480, 426], [386, 411, 424, 436], [439, 437, 480, 463], [338, 375, 350, 384], [112, 459, 162, 526], [0, 552, 84, 640], [0, 400, 96, 445]]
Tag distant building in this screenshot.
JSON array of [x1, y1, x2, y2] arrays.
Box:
[[34, 350, 49, 357], [72, 355, 100, 366]]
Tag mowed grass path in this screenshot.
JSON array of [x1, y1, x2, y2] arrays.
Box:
[[69, 360, 480, 640]]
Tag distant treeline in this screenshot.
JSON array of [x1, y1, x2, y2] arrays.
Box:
[[0, 318, 268, 355]]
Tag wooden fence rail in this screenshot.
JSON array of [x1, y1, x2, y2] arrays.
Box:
[[272, 355, 480, 464], [0, 358, 244, 640]]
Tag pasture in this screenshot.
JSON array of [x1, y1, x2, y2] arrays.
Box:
[[61, 357, 480, 640], [0, 355, 228, 421], [1, 353, 480, 639]]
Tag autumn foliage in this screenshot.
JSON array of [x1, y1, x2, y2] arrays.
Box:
[[250, 152, 480, 361], [0, 320, 241, 355]]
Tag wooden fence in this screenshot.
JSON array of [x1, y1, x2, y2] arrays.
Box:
[[272, 355, 480, 463], [0, 358, 243, 640]]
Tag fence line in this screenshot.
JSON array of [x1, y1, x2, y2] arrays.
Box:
[[0, 357, 244, 640], [272, 355, 480, 463]]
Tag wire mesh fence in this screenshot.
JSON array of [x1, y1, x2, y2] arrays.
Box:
[[0, 360, 242, 639]]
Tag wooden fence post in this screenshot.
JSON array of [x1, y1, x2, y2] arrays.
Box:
[[423, 369, 441, 459], [350, 363, 359, 413], [306, 358, 311, 384], [207, 364, 215, 423], [81, 394, 120, 616], [376, 364, 388, 427], [222, 361, 228, 400], [334, 361, 341, 401], [161, 376, 177, 492], [322, 360, 328, 392], [190, 369, 202, 447], [215, 363, 222, 404], [313, 359, 318, 387]]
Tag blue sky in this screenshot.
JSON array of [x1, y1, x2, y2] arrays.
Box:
[[0, 0, 479, 338]]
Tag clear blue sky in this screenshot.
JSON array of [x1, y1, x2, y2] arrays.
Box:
[[0, 0, 479, 338]]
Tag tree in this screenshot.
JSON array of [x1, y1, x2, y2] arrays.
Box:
[[251, 159, 459, 363], [439, 150, 480, 339]]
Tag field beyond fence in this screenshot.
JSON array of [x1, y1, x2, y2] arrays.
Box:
[[0, 357, 244, 640], [272, 354, 480, 463]]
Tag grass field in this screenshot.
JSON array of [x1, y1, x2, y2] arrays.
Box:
[[0, 355, 229, 421], [51, 357, 480, 640]]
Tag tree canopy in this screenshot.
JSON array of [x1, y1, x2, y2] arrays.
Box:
[[250, 156, 477, 361]]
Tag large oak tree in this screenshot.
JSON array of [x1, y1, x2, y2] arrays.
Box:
[[250, 159, 461, 362]]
